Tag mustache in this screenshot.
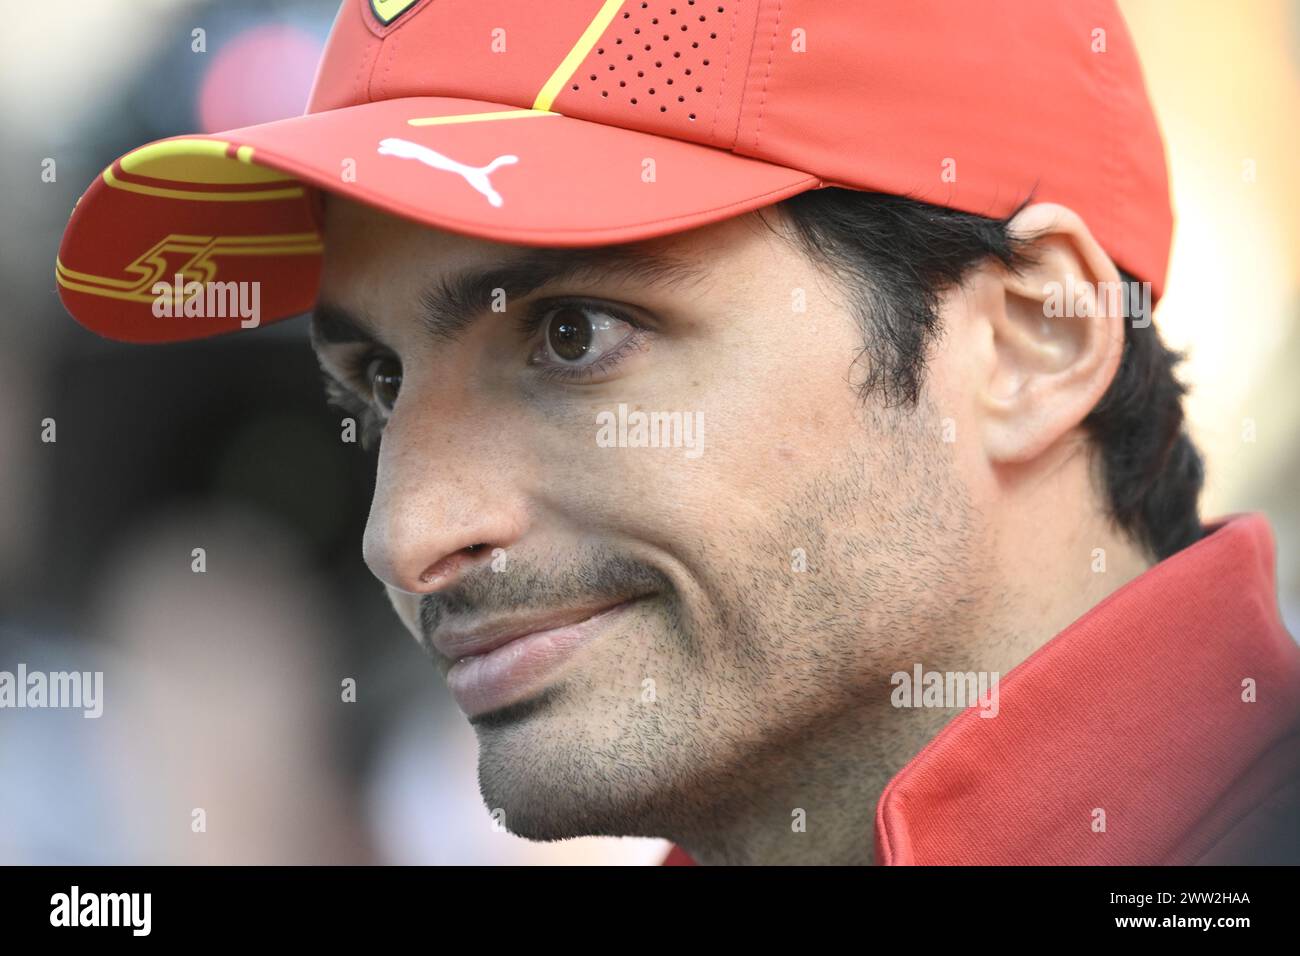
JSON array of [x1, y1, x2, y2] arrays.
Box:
[[418, 551, 674, 645]]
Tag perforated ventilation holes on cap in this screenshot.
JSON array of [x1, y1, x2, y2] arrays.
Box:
[[567, 1, 723, 122]]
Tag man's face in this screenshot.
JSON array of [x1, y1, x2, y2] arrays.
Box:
[[314, 196, 983, 841]]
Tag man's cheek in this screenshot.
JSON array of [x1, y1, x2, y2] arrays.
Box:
[[518, 403, 702, 527]]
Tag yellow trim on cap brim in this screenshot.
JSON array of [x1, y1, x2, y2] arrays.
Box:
[[104, 139, 305, 201]]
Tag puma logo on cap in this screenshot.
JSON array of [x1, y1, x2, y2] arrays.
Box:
[[377, 138, 518, 208]]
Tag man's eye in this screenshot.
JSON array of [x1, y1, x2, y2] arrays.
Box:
[[531, 303, 637, 372], [366, 355, 402, 413]]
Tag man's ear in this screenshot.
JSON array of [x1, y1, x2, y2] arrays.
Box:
[[967, 202, 1127, 465]]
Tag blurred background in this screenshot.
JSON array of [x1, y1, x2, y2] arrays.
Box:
[[0, 0, 1297, 864]]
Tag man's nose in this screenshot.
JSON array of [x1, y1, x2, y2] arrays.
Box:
[[361, 403, 526, 595]]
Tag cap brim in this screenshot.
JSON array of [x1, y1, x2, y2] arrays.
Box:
[[56, 96, 821, 343]]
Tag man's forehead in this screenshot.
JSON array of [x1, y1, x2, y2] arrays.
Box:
[[319, 192, 781, 289]]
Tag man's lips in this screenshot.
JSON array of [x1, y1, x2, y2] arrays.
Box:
[[432, 596, 652, 719], [429, 597, 645, 664]]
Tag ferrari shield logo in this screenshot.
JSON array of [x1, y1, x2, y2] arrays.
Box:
[[371, 0, 419, 26]]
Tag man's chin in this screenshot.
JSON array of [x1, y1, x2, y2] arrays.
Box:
[[476, 772, 667, 844], [471, 691, 677, 843]]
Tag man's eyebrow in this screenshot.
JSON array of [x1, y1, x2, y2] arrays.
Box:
[[310, 302, 380, 348], [418, 244, 707, 344]]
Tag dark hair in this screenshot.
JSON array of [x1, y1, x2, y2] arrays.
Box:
[[765, 188, 1204, 562]]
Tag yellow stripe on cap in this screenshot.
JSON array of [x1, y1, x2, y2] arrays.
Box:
[[532, 0, 625, 112], [407, 108, 560, 127]]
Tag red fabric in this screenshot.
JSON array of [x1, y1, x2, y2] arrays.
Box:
[[661, 514, 1300, 865], [58, 0, 1172, 342]]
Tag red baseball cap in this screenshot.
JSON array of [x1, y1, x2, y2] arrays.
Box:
[[56, 0, 1173, 343]]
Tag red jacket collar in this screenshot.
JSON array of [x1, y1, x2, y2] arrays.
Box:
[[874, 512, 1300, 864], [662, 513, 1300, 865]]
